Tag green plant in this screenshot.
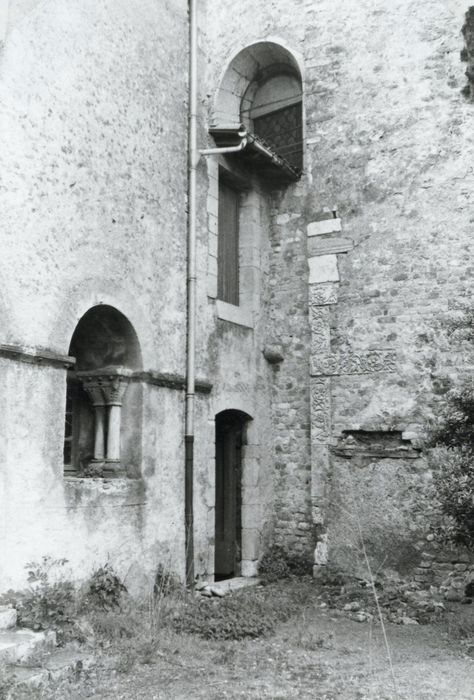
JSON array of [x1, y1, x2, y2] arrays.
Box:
[[258, 545, 290, 582], [428, 445, 474, 546], [83, 564, 127, 612], [0, 558, 75, 635], [172, 581, 313, 641], [258, 545, 313, 581]]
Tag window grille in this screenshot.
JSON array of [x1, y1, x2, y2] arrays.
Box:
[[253, 102, 302, 171]]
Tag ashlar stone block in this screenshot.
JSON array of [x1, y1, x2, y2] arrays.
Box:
[[308, 255, 339, 284]]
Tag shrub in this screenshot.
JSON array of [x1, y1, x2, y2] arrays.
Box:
[[258, 545, 313, 581], [427, 355, 474, 545], [82, 564, 127, 612], [0, 558, 75, 635], [428, 445, 474, 546], [172, 581, 313, 641]]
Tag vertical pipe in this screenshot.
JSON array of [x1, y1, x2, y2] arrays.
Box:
[[185, 0, 198, 588]]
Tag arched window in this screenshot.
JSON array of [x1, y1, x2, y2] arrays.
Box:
[[64, 305, 143, 478], [211, 42, 303, 181]]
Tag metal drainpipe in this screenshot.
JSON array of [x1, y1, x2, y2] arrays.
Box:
[[185, 0, 198, 589]]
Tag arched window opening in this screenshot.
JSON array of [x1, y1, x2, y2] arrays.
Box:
[[64, 305, 143, 478], [211, 42, 303, 182]]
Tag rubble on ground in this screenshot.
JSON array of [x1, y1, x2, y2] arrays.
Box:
[[314, 571, 447, 625]]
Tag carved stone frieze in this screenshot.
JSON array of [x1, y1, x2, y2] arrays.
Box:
[[311, 350, 397, 377]]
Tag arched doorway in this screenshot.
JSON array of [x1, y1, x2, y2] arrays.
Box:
[[214, 409, 251, 580]]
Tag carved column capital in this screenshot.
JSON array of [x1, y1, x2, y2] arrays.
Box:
[[79, 378, 107, 406], [77, 367, 133, 406]]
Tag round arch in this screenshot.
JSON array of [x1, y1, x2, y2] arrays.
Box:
[[213, 40, 303, 128], [69, 304, 143, 371]]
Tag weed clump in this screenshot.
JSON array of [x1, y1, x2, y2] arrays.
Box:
[[172, 581, 312, 641], [258, 545, 313, 582], [0, 557, 75, 638], [81, 563, 127, 612]]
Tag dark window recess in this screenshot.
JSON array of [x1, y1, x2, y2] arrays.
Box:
[[253, 102, 303, 171], [218, 181, 240, 305], [63, 390, 74, 468]]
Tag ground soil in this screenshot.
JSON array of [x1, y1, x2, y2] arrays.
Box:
[[82, 589, 474, 700]]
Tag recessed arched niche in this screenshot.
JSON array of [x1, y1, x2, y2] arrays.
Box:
[[64, 305, 143, 479]]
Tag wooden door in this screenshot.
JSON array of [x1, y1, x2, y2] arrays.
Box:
[[215, 412, 243, 580]]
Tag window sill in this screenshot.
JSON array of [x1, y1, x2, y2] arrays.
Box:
[[63, 476, 145, 503], [216, 300, 254, 329]]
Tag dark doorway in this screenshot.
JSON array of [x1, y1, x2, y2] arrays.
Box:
[[214, 410, 248, 580]]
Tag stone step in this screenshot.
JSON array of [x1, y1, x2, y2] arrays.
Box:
[[0, 606, 17, 631], [204, 576, 261, 595], [0, 628, 56, 664], [7, 647, 96, 693]]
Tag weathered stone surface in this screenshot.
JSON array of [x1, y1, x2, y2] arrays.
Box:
[[0, 607, 17, 631], [307, 218, 342, 237], [308, 255, 340, 284]]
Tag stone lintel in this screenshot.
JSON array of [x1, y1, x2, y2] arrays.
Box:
[[308, 218, 342, 236], [308, 254, 339, 284]]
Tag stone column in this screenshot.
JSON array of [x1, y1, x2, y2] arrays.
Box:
[[77, 367, 133, 476], [81, 380, 107, 462], [100, 372, 132, 466]]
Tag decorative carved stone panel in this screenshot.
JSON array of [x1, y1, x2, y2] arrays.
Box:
[[310, 377, 331, 440], [310, 306, 331, 356], [311, 350, 397, 377], [309, 282, 339, 307]]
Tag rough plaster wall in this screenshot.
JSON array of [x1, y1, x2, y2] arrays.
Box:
[[0, 0, 188, 369], [0, 0, 190, 593], [305, 0, 474, 573]]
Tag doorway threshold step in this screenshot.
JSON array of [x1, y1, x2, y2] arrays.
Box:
[[210, 577, 261, 594]]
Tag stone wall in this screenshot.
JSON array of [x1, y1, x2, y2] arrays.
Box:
[[2, 0, 474, 593], [304, 0, 474, 575], [204, 0, 474, 577], [0, 0, 192, 593]]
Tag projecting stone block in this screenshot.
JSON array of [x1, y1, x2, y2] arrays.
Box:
[[308, 255, 339, 284], [307, 218, 342, 236], [307, 236, 353, 257]]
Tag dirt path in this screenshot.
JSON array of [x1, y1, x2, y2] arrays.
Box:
[[88, 605, 474, 700]]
